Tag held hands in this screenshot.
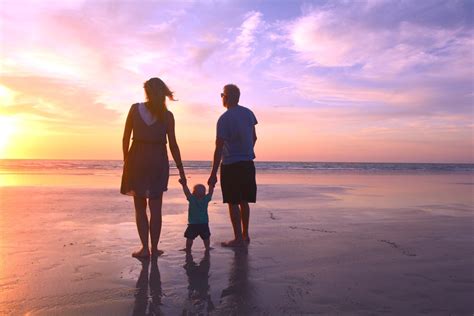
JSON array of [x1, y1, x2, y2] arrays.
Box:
[[177, 164, 186, 185], [207, 174, 217, 187]]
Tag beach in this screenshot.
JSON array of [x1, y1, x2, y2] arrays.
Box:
[[0, 161, 473, 315]]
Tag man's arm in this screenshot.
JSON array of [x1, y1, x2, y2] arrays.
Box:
[[208, 137, 224, 187], [179, 178, 192, 199]]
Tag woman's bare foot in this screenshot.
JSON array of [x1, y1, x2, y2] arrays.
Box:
[[221, 239, 245, 247], [151, 249, 164, 257], [132, 247, 150, 258], [244, 236, 250, 244]]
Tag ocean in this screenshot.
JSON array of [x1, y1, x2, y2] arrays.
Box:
[[0, 159, 472, 175]]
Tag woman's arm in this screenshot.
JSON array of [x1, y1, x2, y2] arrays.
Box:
[[122, 105, 134, 161], [167, 111, 186, 182]]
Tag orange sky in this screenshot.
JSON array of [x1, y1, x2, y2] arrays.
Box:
[[0, 1, 472, 163]]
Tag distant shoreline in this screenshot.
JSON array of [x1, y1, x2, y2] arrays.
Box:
[[0, 159, 472, 175], [0, 158, 473, 165]]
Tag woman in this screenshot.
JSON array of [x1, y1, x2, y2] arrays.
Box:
[[121, 77, 186, 258]]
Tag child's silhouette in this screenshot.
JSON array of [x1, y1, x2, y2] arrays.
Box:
[[179, 178, 214, 252]]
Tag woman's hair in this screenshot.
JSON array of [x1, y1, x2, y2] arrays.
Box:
[[143, 77, 175, 121]]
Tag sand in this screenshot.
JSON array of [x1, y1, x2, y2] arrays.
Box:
[[0, 171, 473, 315]]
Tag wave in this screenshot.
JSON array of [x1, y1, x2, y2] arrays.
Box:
[[0, 159, 472, 175]]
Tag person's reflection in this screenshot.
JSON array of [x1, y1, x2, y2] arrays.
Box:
[[182, 251, 215, 314], [219, 248, 254, 314], [133, 257, 162, 316]]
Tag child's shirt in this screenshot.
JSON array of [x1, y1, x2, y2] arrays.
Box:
[[187, 194, 211, 224]]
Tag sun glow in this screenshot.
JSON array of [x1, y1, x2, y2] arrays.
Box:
[[0, 85, 17, 105], [0, 116, 18, 157]]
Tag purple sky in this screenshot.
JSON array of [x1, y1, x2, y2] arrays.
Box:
[[0, 0, 473, 162]]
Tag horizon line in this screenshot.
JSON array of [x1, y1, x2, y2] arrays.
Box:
[[0, 158, 473, 165]]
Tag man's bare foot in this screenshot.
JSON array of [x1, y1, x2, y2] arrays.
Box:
[[179, 248, 192, 253], [132, 248, 150, 258], [151, 249, 164, 257], [221, 239, 245, 247]]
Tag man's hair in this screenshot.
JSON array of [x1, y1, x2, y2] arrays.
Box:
[[224, 84, 240, 104]]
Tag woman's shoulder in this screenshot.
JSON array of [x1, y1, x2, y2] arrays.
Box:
[[163, 110, 174, 128], [132, 102, 143, 108], [129, 103, 141, 112], [126, 103, 140, 117], [165, 110, 174, 119]]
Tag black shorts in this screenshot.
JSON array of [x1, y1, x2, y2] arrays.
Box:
[[220, 160, 257, 204], [184, 223, 211, 240]]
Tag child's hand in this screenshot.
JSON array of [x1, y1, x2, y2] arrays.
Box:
[[179, 177, 187, 186], [208, 184, 215, 196]]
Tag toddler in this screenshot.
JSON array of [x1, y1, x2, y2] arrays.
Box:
[[179, 178, 213, 252]]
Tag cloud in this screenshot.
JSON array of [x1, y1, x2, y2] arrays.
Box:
[[187, 34, 223, 68], [0, 75, 121, 130], [259, 0, 473, 125], [289, 10, 360, 67], [230, 11, 264, 64], [286, 2, 473, 78]]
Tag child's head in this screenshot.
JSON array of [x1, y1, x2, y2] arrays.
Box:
[[192, 184, 206, 198]]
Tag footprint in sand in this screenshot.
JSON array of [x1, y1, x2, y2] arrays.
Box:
[[378, 239, 416, 257], [289, 226, 337, 233]]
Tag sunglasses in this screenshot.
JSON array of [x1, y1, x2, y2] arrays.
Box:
[[220, 93, 226, 98]]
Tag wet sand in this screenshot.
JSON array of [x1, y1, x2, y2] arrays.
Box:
[[0, 171, 473, 315]]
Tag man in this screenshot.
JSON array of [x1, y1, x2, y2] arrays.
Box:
[[208, 84, 258, 247]]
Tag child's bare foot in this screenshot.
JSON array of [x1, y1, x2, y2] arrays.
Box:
[[132, 248, 150, 258], [221, 239, 245, 247], [151, 249, 164, 257]]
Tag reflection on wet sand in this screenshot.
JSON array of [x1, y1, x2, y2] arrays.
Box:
[[133, 258, 162, 316], [218, 248, 256, 315], [182, 251, 214, 315]]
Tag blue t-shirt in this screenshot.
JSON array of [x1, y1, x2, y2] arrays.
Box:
[[187, 194, 211, 224], [216, 105, 258, 165]]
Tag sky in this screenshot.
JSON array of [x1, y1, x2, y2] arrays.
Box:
[[0, 0, 472, 162]]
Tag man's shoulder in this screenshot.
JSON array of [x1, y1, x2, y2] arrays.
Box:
[[237, 105, 252, 112], [218, 105, 255, 123], [217, 110, 230, 126], [218, 111, 228, 119], [237, 105, 256, 117]]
